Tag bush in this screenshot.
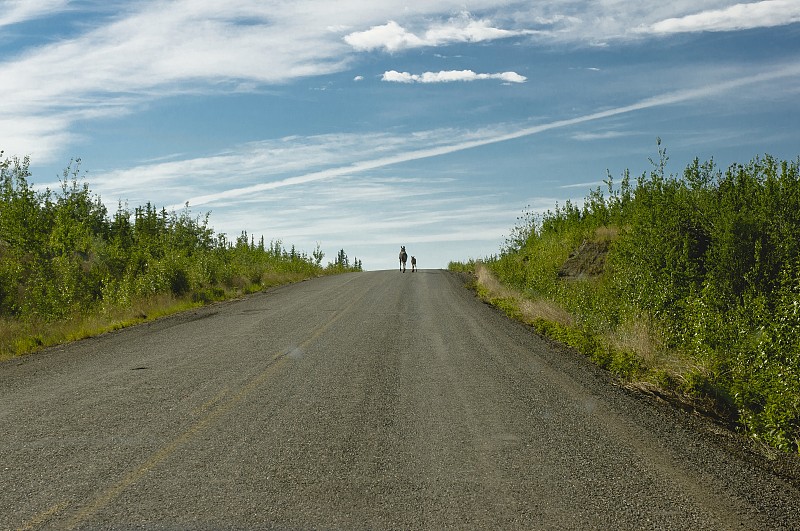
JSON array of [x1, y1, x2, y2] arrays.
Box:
[[0, 153, 363, 358], [482, 144, 800, 452]]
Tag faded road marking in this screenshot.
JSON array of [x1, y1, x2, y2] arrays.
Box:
[[64, 351, 290, 529], [17, 500, 69, 531], [190, 387, 229, 417], [62, 288, 368, 529]]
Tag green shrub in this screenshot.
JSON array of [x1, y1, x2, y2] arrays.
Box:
[[481, 145, 800, 452], [0, 153, 363, 359]]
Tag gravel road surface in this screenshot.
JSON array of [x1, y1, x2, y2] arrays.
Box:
[[2, 270, 799, 529]]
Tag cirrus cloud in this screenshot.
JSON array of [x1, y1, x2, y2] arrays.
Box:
[[0, 0, 69, 28], [646, 0, 800, 34], [382, 69, 527, 84]]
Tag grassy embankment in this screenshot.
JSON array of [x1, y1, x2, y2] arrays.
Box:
[[451, 144, 800, 454], [0, 153, 362, 361]]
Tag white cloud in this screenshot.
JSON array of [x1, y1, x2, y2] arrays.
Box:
[[76, 60, 797, 216], [647, 0, 800, 34], [571, 131, 632, 141], [501, 1, 800, 42], [0, 114, 76, 162], [344, 20, 425, 52], [344, 12, 534, 52], [0, 0, 356, 161], [426, 13, 523, 43], [382, 70, 415, 83], [172, 61, 800, 209], [90, 132, 512, 269], [2, 0, 799, 164], [382, 69, 527, 83], [73, 59, 800, 270], [559, 181, 604, 189], [0, 0, 69, 28]]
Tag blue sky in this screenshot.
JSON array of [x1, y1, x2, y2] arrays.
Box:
[[1, 1, 799, 270]]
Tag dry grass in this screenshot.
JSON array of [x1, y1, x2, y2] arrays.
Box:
[[594, 225, 621, 242], [475, 262, 573, 327], [0, 271, 317, 362], [472, 260, 698, 389], [0, 293, 201, 362], [475, 262, 514, 298], [518, 297, 575, 328], [609, 317, 659, 366]]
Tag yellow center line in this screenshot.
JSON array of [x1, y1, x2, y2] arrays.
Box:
[[189, 387, 229, 417], [61, 287, 367, 529], [63, 350, 288, 529], [17, 501, 70, 531]]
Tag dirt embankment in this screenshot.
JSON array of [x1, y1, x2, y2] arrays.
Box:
[[558, 238, 610, 279]]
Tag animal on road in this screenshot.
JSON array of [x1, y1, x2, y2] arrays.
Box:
[[411, 256, 417, 272], [399, 246, 407, 272]]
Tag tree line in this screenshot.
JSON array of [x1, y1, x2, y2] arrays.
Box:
[[0, 153, 362, 328]]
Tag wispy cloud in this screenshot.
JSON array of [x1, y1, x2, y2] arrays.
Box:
[[344, 12, 535, 53], [155, 166, 510, 270], [0, 0, 354, 161], [87, 129, 487, 208], [503, 1, 800, 43], [0, 0, 69, 28], [571, 131, 633, 141], [646, 1, 800, 34], [559, 181, 603, 189], [83, 60, 795, 212], [382, 69, 526, 83], [3, 0, 799, 166]]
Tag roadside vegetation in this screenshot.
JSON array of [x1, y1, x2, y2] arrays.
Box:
[[452, 141, 800, 454], [0, 153, 362, 361]]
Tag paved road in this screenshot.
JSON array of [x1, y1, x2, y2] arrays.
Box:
[[2, 270, 799, 530]]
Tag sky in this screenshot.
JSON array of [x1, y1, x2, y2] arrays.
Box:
[[1, 1, 799, 270]]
